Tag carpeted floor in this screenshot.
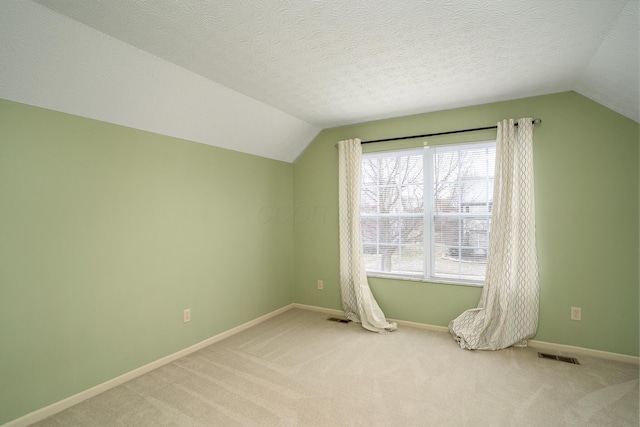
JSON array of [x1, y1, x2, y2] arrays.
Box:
[[33, 308, 639, 426]]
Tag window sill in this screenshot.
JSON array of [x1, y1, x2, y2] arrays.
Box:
[[366, 272, 484, 288]]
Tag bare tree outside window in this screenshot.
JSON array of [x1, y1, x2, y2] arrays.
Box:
[[361, 154, 423, 273]]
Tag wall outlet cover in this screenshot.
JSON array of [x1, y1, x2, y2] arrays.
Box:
[[570, 306, 581, 321]]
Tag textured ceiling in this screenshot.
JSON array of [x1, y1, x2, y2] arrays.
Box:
[[1, 1, 638, 162], [0, 1, 319, 162]]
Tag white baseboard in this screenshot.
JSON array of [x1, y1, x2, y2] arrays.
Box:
[[291, 303, 448, 333], [290, 302, 343, 317], [2, 304, 293, 427], [396, 319, 639, 365], [6, 303, 638, 426], [389, 317, 450, 333], [291, 303, 639, 365]]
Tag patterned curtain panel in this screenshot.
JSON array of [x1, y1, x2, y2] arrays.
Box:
[[337, 139, 397, 333], [449, 118, 539, 349]]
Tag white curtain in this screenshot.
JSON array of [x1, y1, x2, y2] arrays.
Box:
[[338, 139, 397, 333], [449, 118, 539, 350]]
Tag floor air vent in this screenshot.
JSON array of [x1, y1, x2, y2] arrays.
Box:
[[327, 317, 351, 323], [538, 352, 579, 365]]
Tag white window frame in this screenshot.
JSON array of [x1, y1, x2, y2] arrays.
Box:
[[361, 140, 496, 287]]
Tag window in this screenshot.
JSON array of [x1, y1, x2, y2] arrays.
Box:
[[361, 141, 496, 285]]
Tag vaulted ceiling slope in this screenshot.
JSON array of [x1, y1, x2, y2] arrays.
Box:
[[1, 1, 638, 163]]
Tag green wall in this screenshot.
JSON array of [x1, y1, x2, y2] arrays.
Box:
[[1, 91, 638, 425], [0, 99, 294, 424], [293, 91, 639, 357]]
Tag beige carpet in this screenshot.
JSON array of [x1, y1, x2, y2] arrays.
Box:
[[33, 308, 639, 426]]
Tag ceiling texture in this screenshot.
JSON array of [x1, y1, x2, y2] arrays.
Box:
[[1, 0, 638, 162]]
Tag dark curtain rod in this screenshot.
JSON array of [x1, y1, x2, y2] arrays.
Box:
[[361, 118, 542, 144]]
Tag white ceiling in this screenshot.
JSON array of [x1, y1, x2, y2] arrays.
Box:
[[1, 1, 638, 162]]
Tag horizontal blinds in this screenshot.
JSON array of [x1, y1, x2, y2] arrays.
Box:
[[362, 150, 424, 274], [361, 142, 495, 283], [431, 143, 495, 281]]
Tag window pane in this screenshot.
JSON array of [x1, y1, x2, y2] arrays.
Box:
[[361, 185, 378, 214], [379, 158, 400, 185], [434, 151, 459, 182], [400, 217, 423, 245], [434, 248, 487, 281], [434, 247, 459, 277], [461, 181, 489, 212], [361, 218, 378, 244], [379, 245, 398, 272], [464, 147, 495, 178], [402, 155, 424, 185], [462, 217, 491, 251], [378, 186, 399, 214], [401, 185, 423, 212], [379, 217, 400, 244], [487, 148, 496, 178], [434, 217, 460, 246], [362, 158, 379, 185], [458, 265, 486, 281], [363, 244, 379, 271], [398, 246, 423, 273], [434, 182, 460, 213]]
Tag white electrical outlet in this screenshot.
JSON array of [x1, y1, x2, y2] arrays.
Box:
[[570, 306, 581, 321], [317, 280, 323, 290], [183, 308, 191, 323]]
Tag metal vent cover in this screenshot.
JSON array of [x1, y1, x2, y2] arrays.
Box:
[[538, 352, 580, 364]]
